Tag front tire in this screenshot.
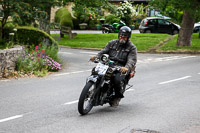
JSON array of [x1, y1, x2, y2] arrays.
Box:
[[78, 81, 95, 115]]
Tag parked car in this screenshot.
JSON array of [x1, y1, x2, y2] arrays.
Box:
[[193, 22, 200, 33], [139, 17, 180, 35]]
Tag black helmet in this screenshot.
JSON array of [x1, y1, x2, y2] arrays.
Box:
[[118, 26, 132, 39]]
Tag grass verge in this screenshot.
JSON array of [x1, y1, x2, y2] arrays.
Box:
[[52, 33, 200, 53], [53, 33, 171, 52], [157, 33, 200, 53]]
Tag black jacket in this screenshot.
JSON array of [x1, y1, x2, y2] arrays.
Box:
[[97, 39, 137, 71]]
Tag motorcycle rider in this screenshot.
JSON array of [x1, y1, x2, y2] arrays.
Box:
[[90, 26, 137, 107]]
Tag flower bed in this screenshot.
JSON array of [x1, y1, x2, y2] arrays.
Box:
[[16, 44, 61, 77]]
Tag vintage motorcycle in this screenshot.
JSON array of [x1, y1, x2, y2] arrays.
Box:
[[78, 54, 134, 115], [102, 20, 126, 33]]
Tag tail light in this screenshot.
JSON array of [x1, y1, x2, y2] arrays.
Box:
[[145, 20, 148, 26]]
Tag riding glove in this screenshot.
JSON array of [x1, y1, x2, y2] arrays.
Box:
[[120, 67, 128, 73], [90, 56, 97, 61]]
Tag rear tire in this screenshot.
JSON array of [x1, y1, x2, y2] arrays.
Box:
[[78, 81, 95, 115], [102, 28, 105, 34], [172, 30, 178, 35], [145, 29, 151, 33]]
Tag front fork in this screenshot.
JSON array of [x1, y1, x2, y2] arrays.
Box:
[[87, 75, 106, 106]]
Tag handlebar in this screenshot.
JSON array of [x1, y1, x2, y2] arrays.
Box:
[[89, 58, 127, 75]]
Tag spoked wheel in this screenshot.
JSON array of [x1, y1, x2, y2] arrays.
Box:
[[78, 81, 95, 115]]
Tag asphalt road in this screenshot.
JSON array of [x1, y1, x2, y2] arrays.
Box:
[[0, 48, 200, 133]]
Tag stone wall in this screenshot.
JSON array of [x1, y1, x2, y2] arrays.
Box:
[[0, 46, 24, 78]]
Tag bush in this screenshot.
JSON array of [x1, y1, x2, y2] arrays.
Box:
[[55, 8, 74, 28], [105, 14, 120, 24], [0, 21, 16, 40], [55, 8, 64, 23], [72, 18, 80, 29], [0, 39, 6, 50], [16, 44, 62, 77], [60, 18, 73, 28], [117, 1, 135, 26], [16, 26, 58, 48]]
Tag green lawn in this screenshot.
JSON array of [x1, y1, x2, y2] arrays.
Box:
[[132, 33, 170, 52], [53, 33, 171, 52], [158, 33, 200, 53], [2, 33, 199, 53]]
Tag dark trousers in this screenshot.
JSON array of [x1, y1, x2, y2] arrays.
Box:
[[112, 72, 126, 98]]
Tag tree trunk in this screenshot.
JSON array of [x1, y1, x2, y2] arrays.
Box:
[[176, 11, 195, 46], [0, 16, 8, 39]]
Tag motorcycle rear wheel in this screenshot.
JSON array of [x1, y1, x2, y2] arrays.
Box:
[[78, 81, 95, 115]]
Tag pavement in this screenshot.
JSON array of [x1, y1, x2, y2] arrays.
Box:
[[50, 29, 140, 34]]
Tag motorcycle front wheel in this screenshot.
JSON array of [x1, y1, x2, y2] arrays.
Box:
[[78, 81, 95, 115]]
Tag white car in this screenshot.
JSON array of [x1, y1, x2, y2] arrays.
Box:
[[194, 22, 200, 33]]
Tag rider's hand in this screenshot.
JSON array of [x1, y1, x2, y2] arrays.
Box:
[[90, 56, 97, 61], [120, 67, 128, 74]]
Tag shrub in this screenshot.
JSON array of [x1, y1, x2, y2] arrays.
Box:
[[72, 18, 80, 29], [0, 21, 16, 49], [55, 8, 73, 28], [16, 44, 62, 77], [60, 18, 73, 28], [55, 8, 64, 23], [105, 14, 120, 24], [16, 26, 58, 48], [117, 1, 136, 26], [0, 39, 6, 50], [0, 21, 16, 40]]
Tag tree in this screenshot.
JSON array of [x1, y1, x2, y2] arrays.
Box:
[[0, 0, 70, 39], [72, 0, 112, 17], [174, 0, 200, 46], [70, 0, 112, 29], [0, 0, 19, 39], [150, 0, 200, 46], [17, 0, 68, 33]]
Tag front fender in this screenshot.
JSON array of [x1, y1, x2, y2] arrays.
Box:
[[87, 75, 98, 83]]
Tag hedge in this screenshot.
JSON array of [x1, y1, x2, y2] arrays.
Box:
[[16, 26, 58, 48], [55, 8, 73, 28], [105, 14, 120, 24]]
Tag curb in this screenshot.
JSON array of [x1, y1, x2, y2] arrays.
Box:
[[59, 45, 200, 55]]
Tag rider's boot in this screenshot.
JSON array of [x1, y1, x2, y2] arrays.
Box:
[[111, 86, 124, 107], [111, 98, 121, 107]]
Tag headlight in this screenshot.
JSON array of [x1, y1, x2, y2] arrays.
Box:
[[100, 54, 109, 63]]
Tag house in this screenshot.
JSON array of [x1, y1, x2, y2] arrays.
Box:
[[108, 0, 149, 5], [50, 0, 150, 22]]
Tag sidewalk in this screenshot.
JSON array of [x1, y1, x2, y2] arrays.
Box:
[[50, 30, 140, 34]]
